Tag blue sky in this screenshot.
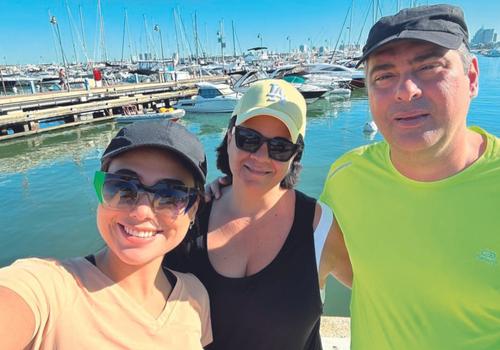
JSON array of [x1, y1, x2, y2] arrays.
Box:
[[0, 0, 498, 64]]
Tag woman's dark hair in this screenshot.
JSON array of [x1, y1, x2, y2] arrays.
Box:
[[216, 116, 304, 189]]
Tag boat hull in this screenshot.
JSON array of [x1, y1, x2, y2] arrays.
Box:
[[174, 98, 239, 113], [115, 109, 185, 122]]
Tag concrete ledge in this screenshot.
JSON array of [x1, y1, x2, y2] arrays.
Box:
[[320, 316, 350, 350]]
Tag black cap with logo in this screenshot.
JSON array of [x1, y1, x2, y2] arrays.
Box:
[[101, 121, 207, 183], [357, 4, 469, 68]]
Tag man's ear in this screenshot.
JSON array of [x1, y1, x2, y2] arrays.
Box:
[[468, 56, 479, 98]]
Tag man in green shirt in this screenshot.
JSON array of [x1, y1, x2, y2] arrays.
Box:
[[320, 4, 500, 349]]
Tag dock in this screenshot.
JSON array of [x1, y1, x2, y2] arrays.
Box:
[[0, 76, 228, 141], [320, 316, 350, 349]]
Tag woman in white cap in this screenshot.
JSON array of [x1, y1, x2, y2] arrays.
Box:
[[166, 80, 351, 350], [0, 121, 212, 349]]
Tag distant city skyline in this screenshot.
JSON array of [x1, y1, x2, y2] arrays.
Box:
[[0, 0, 498, 64]]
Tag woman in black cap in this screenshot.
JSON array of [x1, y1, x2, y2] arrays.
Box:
[[0, 121, 212, 349]]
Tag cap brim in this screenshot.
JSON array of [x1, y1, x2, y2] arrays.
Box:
[[102, 144, 206, 182], [236, 107, 300, 142], [356, 30, 464, 68]]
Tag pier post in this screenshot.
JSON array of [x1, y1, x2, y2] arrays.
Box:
[[28, 121, 40, 131], [30, 81, 36, 94]]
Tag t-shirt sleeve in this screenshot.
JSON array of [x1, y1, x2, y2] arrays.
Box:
[[0, 258, 70, 338], [198, 283, 213, 347], [319, 161, 340, 209], [181, 273, 213, 347], [319, 150, 360, 209]]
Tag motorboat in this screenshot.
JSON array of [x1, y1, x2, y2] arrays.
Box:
[[173, 82, 241, 113], [281, 75, 329, 103], [230, 70, 269, 93], [271, 66, 330, 103], [115, 107, 185, 123], [483, 49, 500, 57], [303, 63, 365, 89]]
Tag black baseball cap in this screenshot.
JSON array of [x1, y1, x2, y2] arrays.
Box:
[[101, 121, 207, 183], [357, 4, 469, 68]]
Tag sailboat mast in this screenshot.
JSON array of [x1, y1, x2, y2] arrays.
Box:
[[79, 5, 87, 55], [373, 0, 378, 25], [48, 10, 62, 64], [194, 12, 199, 62], [232, 21, 236, 57], [97, 0, 108, 62], [205, 23, 209, 58], [142, 15, 150, 59], [64, 0, 79, 64], [125, 11, 134, 62], [173, 9, 181, 64], [121, 10, 127, 64], [348, 0, 354, 52], [219, 19, 225, 66], [78, 4, 92, 66]]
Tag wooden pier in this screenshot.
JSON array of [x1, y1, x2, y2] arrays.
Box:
[[0, 76, 228, 141]]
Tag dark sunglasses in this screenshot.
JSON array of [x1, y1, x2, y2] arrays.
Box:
[[233, 126, 302, 162], [93, 171, 199, 214]]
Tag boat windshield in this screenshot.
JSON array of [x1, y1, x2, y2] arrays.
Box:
[[199, 88, 223, 98]]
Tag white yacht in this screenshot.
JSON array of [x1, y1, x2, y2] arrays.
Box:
[[173, 83, 241, 113], [303, 63, 365, 88]]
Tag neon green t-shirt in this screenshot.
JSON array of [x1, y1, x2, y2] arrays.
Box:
[[320, 127, 500, 350]]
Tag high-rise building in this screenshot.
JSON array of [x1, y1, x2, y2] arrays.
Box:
[[471, 27, 497, 46]]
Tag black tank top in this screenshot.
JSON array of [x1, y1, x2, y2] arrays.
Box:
[[165, 190, 323, 350]]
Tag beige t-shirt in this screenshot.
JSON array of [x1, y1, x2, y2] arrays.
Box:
[[0, 257, 212, 349]]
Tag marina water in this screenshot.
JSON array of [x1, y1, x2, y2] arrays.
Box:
[[1, 57, 499, 316]]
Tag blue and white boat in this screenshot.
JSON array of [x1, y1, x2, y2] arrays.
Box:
[[173, 83, 241, 113]]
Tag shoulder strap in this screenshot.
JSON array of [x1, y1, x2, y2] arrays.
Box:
[[294, 190, 317, 228], [193, 200, 212, 250]]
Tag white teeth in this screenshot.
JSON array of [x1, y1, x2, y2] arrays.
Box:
[[123, 226, 157, 238]]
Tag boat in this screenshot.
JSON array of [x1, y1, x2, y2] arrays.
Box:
[[115, 107, 185, 123], [483, 48, 500, 57], [363, 120, 378, 133], [303, 63, 365, 89], [281, 75, 329, 103], [173, 82, 241, 113]]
